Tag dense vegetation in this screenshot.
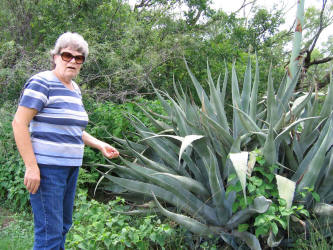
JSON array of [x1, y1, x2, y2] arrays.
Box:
[[1, 0, 333, 249]]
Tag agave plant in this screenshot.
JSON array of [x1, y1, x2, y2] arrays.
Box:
[[96, 54, 332, 248], [94, 0, 333, 248]]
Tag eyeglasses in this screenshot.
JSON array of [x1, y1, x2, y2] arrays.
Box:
[[60, 52, 85, 64]]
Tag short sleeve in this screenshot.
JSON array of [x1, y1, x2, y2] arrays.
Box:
[[19, 77, 49, 112]]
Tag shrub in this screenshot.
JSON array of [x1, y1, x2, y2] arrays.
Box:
[[66, 189, 187, 249], [0, 102, 29, 210]]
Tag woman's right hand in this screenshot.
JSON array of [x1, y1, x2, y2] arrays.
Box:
[[24, 166, 40, 194]]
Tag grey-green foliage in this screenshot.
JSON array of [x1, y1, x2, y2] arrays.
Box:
[[95, 52, 333, 249]]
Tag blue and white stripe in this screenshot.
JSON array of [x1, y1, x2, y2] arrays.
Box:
[[19, 71, 88, 167]]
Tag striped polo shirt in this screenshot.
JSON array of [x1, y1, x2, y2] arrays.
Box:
[[19, 71, 88, 167]]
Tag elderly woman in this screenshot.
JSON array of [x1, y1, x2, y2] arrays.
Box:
[[12, 32, 119, 249]]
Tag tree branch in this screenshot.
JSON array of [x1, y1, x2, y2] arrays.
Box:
[[233, 0, 256, 15], [309, 56, 333, 67], [308, 0, 328, 54]]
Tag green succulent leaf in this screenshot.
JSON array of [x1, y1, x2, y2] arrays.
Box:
[[233, 231, 262, 250], [229, 152, 249, 204], [152, 193, 216, 235], [276, 175, 296, 209], [226, 196, 272, 229]]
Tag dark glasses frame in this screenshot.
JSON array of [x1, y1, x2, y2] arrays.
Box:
[[59, 52, 85, 64]]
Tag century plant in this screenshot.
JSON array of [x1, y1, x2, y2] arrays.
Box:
[[95, 0, 333, 248]]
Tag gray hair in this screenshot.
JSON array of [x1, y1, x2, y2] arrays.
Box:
[[50, 32, 89, 67]]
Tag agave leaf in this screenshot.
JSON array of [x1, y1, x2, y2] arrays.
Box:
[[152, 87, 173, 115], [302, 93, 319, 137], [232, 60, 243, 138], [297, 119, 333, 192], [130, 124, 182, 172], [120, 157, 218, 223], [232, 231, 262, 250], [200, 112, 233, 147], [155, 172, 210, 201], [133, 103, 172, 131], [98, 170, 211, 222], [221, 60, 228, 107], [250, 53, 259, 121], [276, 72, 288, 102], [152, 194, 219, 235], [297, 128, 321, 157], [111, 208, 164, 216], [282, 141, 299, 171], [247, 151, 257, 177], [277, 69, 301, 118], [286, 0, 304, 90], [317, 151, 333, 201], [241, 56, 252, 113], [96, 161, 146, 181], [233, 105, 262, 135], [263, 123, 276, 166], [275, 117, 319, 145], [320, 69, 333, 118], [267, 231, 283, 248], [141, 134, 204, 165], [226, 196, 272, 229], [168, 98, 192, 136], [207, 147, 230, 224], [173, 75, 187, 106], [276, 175, 296, 209], [179, 135, 205, 164], [179, 151, 205, 184], [108, 134, 147, 153], [184, 59, 214, 115], [266, 64, 276, 125], [220, 232, 239, 249], [284, 90, 313, 123], [207, 62, 230, 131], [292, 116, 331, 181], [229, 152, 249, 204], [124, 143, 178, 174], [313, 203, 333, 216], [93, 168, 113, 196]]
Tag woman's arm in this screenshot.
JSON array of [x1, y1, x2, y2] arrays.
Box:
[[12, 106, 40, 194], [82, 131, 119, 159]]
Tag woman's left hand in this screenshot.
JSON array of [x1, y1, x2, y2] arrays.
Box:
[[100, 142, 119, 159]]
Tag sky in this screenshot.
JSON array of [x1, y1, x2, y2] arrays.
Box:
[[127, 0, 333, 47]]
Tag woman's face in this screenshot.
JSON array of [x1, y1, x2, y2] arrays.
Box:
[[53, 47, 84, 81]]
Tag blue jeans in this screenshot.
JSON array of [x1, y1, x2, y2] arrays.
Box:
[[30, 165, 80, 250]]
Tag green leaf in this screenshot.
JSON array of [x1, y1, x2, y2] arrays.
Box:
[[238, 223, 249, 232], [255, 226, 269, 238], [276, 218, 287, 229], [312, 192, 320, 202], [250, 176, 263, 187], [271, 222, 279, 235]]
